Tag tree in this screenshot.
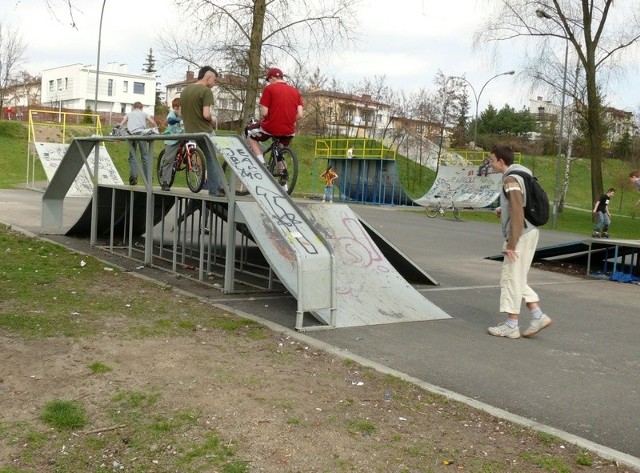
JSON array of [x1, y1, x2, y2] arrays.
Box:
[[143, 48, 157, 74], [161, 0, 359, 132], [612, 131, 633, 161], [475, 0, 640, 204], [433, 72, 467, 169], [143, 48, 164, 114], [0, 22, 28, 112], [450, 92, 470, 148]]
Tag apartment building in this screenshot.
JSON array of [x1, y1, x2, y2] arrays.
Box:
[[41, 63, 157, 117], [165, 71, 248, 129], [301, 89, 392, 139]]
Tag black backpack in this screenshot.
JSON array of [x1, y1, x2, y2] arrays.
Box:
[[504, 170, 550, 227]]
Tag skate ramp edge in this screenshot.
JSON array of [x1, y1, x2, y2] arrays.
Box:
[[237, 201, 451, 328]]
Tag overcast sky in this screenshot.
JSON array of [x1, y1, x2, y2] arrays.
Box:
[[8, 0, 640, 114]]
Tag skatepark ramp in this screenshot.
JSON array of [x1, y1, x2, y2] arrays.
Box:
[[41, 134, 450, 330]]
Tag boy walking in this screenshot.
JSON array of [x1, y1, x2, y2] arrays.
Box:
[[487, 146, 552, 339], [592, 188, 615, 238]]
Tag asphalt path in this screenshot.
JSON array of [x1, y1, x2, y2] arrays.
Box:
[[311, 206, 640, 460], [1, 189, 638, 466]]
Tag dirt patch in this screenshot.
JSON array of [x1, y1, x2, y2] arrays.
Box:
[[533, 260, 592, 278], [1, 312, 635, 471], [0, 226, 635, 472]]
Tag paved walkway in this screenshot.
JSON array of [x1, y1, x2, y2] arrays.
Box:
[[1, 188, 638, 469]]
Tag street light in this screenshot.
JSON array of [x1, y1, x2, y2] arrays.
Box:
[[93, 0, 107, 115], [536, 8, 569, 229], [57, 87, 63, 123], [91, 0, 107, 248], [453, 70, 515, 150]]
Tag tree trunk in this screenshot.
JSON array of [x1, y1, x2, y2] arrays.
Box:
[[239, 0, 266, 133], [584, 37, 604, 202]]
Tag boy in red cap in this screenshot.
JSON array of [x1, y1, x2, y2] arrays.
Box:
[[246, 67, 304, 191]]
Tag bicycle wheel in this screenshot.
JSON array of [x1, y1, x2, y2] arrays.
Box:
[[185, 147, 206, 193], [156, 149, 176, 188], [425, 205, 440, 218], [452, 206, 461, 220], [268, 147, 298, 195]]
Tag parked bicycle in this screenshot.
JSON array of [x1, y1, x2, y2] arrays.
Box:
[[156, 140, 205, 193], [424, 198, 461, 220]]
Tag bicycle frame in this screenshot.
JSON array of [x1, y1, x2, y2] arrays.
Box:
[[176, 140, 197, 170]]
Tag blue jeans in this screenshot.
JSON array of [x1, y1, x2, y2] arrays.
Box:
[[195, 136, 224, 196], [128, 139, 150, 180], [594, 212, 610, 232], [323, 185, 334, 201]]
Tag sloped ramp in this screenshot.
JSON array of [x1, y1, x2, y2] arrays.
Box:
[[415, 166, 502, 208], [64, 186, 175, 237], [237, 201, 450, 328]]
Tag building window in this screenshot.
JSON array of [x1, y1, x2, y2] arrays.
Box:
[[56, 78, 62, 90], [133, 82, 145, 94], [107, 79, 113, 96], [49, 80, 54, 92], [123, 81, 128, 93]]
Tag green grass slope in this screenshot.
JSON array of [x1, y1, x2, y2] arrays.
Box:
[[4, 119, 640, 237]]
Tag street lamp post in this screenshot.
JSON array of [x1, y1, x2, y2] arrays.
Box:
[[536, 8, 569, 229], [93, 0, 107, 115], [454, 71, 515, 150], [90, 0, 107, 247], [57, 87, 63, 123]]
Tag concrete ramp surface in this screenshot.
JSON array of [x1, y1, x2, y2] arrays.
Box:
[[238, 201, 450, 328], [414, 166, 502, 208]]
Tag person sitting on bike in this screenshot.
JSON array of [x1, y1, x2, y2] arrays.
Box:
[[159, 97, 184, 191], [245, 67, 304, 190]]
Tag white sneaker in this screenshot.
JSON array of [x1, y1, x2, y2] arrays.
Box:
[[488, 322, 521, 339], [522, 314, 553, 338]]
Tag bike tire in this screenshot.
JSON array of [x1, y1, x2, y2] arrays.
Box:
[[156, 149, 176, 188], [453, 207, 461, 220], [268, 147, 298, 195], [425, 205, 439, 218], [185, 147, 206, 193]]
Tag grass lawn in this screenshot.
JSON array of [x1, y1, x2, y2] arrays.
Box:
[[4, 118, 640, 238]]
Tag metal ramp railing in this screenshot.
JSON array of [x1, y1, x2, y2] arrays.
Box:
[[41, 133, 337, 331]]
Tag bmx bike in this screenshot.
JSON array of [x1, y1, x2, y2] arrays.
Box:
[[156, 140, 206, 193]]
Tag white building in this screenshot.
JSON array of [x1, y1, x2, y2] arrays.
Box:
[[529, 95, 636, 145], [166, 71, 247, 129], [41, 63, 157, 118]]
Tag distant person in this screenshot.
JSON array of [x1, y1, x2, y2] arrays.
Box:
[[347, 145, 354, 159], [245, 67, 304, 192], [477, 156, 491, 176], [6, 106, 13, 120], [159, 98, 184, 191], [320, 165, 338, 203], [487, 145, 552, 339], [592, 188, 615, 238], [180, 66, 225, 196], [119, 101, 157, 185], [629, 171, 640, 206]]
